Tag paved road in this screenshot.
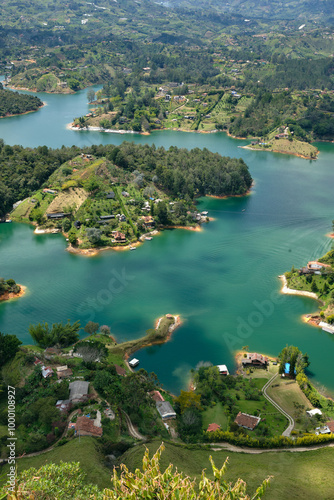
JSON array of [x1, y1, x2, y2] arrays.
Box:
[[121, 410, 146, 441], [262, 373, 295, 437]]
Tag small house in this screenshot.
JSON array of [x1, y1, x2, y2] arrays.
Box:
[[207, 423, 221, 432], [57, 368, 73, 379], [41, 366, 53, 378], [141, 216, 156, 228], [234, 412, 260, 430], [112, 231, 126, 242], [115, 364, 127, 376], [56, 400, 72, 412], [75, 416, 102, 437], [217, 364, 229, 375], [129, 358, 139, 368], [156, 401, 176, 420], [242, 353, 268, 368], [149, 390, 165, 403], [106, 191, 115, 199]]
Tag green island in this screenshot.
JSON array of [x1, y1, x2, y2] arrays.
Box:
[[0, 84, 43, 118], [0, 278, 24, 302], [6, 142, 252, 253]]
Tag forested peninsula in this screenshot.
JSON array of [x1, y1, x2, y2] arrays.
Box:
[[0, 84, 43, 117], [2, 142, 252, 252]]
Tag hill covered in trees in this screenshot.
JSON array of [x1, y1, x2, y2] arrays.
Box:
[[0, 84, 43, 117]]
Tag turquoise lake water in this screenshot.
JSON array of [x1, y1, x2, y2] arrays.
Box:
[[0, 86, 333, 395]]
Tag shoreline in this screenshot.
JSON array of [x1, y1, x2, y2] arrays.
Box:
[[66, 240, 142, 257], [240, 144, 318, 161], [0, 285, 26, 303], [278, 275, 320, 300], [0, 103, 45, 119]]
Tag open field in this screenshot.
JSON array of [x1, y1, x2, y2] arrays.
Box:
[[0, 437, 112, 490], [120, 440, 334, 500], [46, 187, 87, 214], [202, 403, 229, 431]]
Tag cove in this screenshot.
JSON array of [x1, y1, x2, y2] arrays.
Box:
[[0, 86, 334, 395]]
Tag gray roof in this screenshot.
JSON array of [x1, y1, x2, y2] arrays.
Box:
[[156, 401, 176, 419], [69, 381, 89, 401]]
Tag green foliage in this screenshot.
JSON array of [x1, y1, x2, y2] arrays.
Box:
[[278, 345, 309, 376], [84, 321, 100, 336], [0, 88, 43, 117], [104, 443, 271, 499], [5, 461, 102, 499], [28, 320, 80, 348], [0, 332, 22, 366]]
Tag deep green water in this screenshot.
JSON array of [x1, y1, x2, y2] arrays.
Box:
[[0, 86, 334, 395]]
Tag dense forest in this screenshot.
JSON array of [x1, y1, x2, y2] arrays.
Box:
[[230, 89, 334, 140], [0, 84, 43, 117], [0, 142, 252, 217]]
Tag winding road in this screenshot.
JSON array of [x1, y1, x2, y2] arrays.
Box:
[[262, 373, 295, 437], [121, 410, 146, 441]]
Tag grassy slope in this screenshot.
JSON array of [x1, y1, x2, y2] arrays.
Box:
[[0, 437, 112, 490], [120, 440, 334, 500]]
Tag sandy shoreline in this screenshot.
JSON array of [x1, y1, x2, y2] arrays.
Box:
[[0, 285, 27, 302], [67, 240, 142, 257], [279, 275, 319, 300]]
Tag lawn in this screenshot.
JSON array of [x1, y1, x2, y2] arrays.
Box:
[[0, 437, 112, 491], [120, 440, 334, 500], [202, 403, 229, 431]]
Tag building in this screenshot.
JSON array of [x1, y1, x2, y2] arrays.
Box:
[[75, 416, 102, 437], [156, 401, 177, 419], [141, 216, 156, 228], [129, 358, 139, 368], [46, 212, 70, 220], [207, 423, 221, 432], [56, 366, 73, 379], [100, 215, 115, 220], [325, 420, 334, 433], [234, 412, 261, 430], [149, 390, 165, 403], [106, 191, 115, 199], [69, 381, 89, 402], [115, 364, 127, 376], [41, 366, 53, 378], [56, 400, 72, 412], [217, 364, 229, 375], [242, 353, 268, 368], [112, 231, 126, 242]]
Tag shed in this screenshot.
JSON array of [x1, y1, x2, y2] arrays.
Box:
[[156, 401, 176, 419]]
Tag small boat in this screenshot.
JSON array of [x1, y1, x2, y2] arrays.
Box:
[[145, 236, 153, 241], [130, 245, 136, 250]]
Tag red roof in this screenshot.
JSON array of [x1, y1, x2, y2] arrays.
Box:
[[207, 423, 221, 432], [115, 364, 126, 376], [75, 416, 102, 437], [234, 412, 261, 430], [150, 390, 165, 402], [326, 420, 334, 433]]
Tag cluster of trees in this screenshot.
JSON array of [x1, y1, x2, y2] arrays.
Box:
[[0, 332, 22, 366], [278, 345, 310, 377], [0, 142, 82, 216], [0, 84, 43, 116], [93, 367, 162, 436], [28, 320, 80, 348], [107, 143, 252, 198], [0, 277, 20, 297]]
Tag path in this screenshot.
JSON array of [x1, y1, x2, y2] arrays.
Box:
[[262, 373, 295, 437], [121, 410, 146, 441], [207, 441, 334, 454]]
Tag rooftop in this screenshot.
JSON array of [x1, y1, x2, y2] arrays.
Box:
[[234, 412, 261, 430]]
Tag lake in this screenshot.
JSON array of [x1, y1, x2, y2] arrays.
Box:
[[0, 86, 333, 395]]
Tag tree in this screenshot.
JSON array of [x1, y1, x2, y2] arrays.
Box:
[[156, 201, 168, 225], [84, 321, 100, 335], [311, 280, 318, 293], [87, 89, 96, 103], [103, 444, 270, 499], [100, 325, 111, 335], [175, 390, 202, 414], [28, 320, 80, 348], [68, 229, 77, 246], [0, 332, 22, 366], [62, 218, 71, 232], [86, 228, 102, 245]]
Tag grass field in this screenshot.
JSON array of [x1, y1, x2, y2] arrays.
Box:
[[202, 403, 229, 431], [119, 440, 334, 500], [0, 437, 112, 491]]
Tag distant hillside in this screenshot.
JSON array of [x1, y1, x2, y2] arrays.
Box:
[[170, 0, 334, 24]]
